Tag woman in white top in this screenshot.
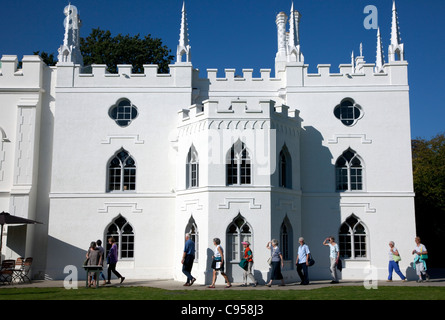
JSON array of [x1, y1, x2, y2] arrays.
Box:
[[208, 238, 231, 288], [323, 237, 340, 283], [412, 236, 429, 282], [387, 241, 406, 282]]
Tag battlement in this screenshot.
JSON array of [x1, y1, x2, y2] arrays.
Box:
[[0, 55, 44, 89], [178, 99, 300, 127], [56, 62, 193, 88]]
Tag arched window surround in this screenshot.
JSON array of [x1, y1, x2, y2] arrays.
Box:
[[185, 215, 199, 261], [335, 148, 365, 192], [105, 215, 135, 260], [226, 140, 252, 186], [338, 214, 368, 259], [186, 145, 199, 189], [279, 144, 292, 189], [226, 214, 253, 262], [107, 148, 137, 192]]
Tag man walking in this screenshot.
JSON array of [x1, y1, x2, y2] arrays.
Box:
[[181, 233, 196, 286]]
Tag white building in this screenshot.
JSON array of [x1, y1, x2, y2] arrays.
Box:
[[0, 2, 416, 284]]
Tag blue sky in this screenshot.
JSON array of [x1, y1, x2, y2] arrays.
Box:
[[1, 0, 443, 140]]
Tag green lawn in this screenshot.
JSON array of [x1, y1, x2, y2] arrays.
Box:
[[1, 285, 445, 300]]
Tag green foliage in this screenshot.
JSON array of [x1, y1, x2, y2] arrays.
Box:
[[35, 28, 174, 73], [80, 28, 174, 73], [33, 51, 57, 66], [412, 132, 445, 266]]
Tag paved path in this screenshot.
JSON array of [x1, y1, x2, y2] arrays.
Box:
[[2, 268, 444, 290]]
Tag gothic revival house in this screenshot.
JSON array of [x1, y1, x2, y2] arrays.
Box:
[[0, 2, 416, 283]]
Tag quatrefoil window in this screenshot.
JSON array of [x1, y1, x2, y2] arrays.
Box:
[[109, 99, 138, 127]]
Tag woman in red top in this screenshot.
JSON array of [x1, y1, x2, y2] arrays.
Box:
[[241, 241, 257, 287]]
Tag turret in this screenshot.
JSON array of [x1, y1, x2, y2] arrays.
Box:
[[57, 4, 83, 65]]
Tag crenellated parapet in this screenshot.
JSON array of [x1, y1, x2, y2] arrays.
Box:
[[177, 99, 301, 136], [56, 62, 193, 88], [0, 55, 44, 89]]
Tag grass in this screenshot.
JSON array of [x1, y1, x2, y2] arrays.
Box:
[[1, 285, 445, 300]]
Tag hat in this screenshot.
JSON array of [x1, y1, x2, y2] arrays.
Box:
[[242, 241, 250, 245]]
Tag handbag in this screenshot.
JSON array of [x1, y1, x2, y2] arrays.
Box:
[[336, 258, 342, 271], [267, 257, 272, 265], [308, 254, 315, 266], [393, 254, 401, 262], [239, 258, 248, 270]]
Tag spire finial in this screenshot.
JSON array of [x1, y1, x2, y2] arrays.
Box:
[[57, 4, 83, 65], [176, 1, 191, 63], [287, 2, 303, 62], [375, 27, 385, 73], [389, 0, 404, 61]]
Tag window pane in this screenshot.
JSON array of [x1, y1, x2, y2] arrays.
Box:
[[109, 99, 139, 127]]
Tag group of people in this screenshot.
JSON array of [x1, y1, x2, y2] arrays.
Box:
[[181, 234, 431, 287], [85, 237, 125, 287], [181, 234, 337, 288], [387, 236, 430, 283]]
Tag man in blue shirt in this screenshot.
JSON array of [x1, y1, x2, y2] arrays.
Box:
[[296, 237, 310, 285], [181, 233, 196, 286]]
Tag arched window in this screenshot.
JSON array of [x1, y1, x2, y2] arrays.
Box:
[[279, 145, 292, 189], [185, 216, 199, 261], [186, 145, 199, 188], [108, 149, 136, 192], [335, 148, 363, 191], [105, 215, 134, 259], [226, 214, 252, 262], [108, 98, 138, 127], [280, 217, 293, 261], [333, 98, 363, 126], [226, 141, 251, 185], [339, 215, 367, 259]]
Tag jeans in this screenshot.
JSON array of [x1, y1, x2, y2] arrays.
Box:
[[107, 262, 123, 281], [182, 254, 195, 283], [297, 263, 309, 284], [388, 260, 406, 280]]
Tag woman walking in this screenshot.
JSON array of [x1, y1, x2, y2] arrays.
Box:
[[106, 237, 125, 284], [387, 241, 406, 282], [323, 237, 340, 284], [208, 238, 231, 288], [266, 239, 285, 287], [240, 241, 257, 287]]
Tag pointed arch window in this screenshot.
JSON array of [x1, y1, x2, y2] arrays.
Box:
[[280, 217, 294, 261], [226, 214, 252, 262], [108, 149, 136, 192], [226, 141, 251, 186], [186, 146, 199, 188], [339, 215, 367, 259], [335, 149, 363, 191], [105, 216, 134, 259], [185, 216, 199, 261], [279, 145, 292, 189]]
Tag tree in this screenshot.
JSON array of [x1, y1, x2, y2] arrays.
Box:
[[33, 51, 57, 66], [81, 28, 174, 73], [36, 28, 174, 73], [412, 132, 445, 267]]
